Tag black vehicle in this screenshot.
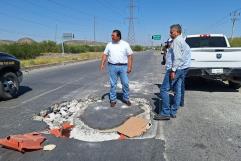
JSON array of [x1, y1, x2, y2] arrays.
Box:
[[0, 52, 23, 100]]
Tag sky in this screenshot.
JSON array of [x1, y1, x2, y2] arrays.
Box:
[[1, 0, 241, 45]]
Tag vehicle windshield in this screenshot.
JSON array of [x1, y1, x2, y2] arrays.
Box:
[[185, 36, 228, 48]]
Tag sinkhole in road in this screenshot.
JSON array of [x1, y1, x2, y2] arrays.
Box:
[[34, 97, 152, 142]]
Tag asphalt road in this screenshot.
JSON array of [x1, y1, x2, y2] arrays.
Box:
[[1, 51, 241, 161]]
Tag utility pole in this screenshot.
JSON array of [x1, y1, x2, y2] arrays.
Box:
[[54, 24, 58, 43], [127, 0, 136, 45], [94, 16, 96, 44], [230, 10, 240, 40]]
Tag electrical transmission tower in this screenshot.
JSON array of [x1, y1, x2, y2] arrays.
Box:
[[230, 10, 240, 40], [127, 0, 136, 45]]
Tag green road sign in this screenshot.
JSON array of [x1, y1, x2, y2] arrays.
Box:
[[152, 35, 161, 40]]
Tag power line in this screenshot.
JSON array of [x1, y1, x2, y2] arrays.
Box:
[[17, 0, 90, 29], [0, 27, 52, 39], [230, 10, 240, 40], [2, 0, 93, 41], [205, 8, 241, 34], [95, 0, 125, 18], [202, 13, 230, 34], [47, 0, 93, 17], [104, 0, 127, 13], [47, 0, 122, 25], [1, 0, 124, 41], [0, 11, 51, 29], [127, 0, 136, 45]]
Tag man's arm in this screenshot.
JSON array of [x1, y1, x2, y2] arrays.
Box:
[[170, 39, 184, 80], [126, 43, 133, 74], [127, 55, 133, 73], [100, 53, 107, 71], [171, 39, 184, 72]]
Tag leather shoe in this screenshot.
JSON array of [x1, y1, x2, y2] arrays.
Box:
[[110, 102, 116, 107], [123, 100, 131, 106], [170, 114, 176, 118], [154, 114, 170, 120]]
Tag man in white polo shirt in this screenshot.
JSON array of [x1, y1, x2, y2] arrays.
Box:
[[100, 30, 133, 107]]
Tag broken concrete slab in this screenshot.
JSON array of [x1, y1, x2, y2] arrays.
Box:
[[79, 100, 144, 130]]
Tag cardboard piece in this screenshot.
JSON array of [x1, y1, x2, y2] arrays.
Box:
[[116, 117, 149, 138]]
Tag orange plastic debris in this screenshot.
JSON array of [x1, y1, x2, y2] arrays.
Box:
[[49, 122, 74, 138], [0, 132, 46, 152], [49, 128, 62, 138], [62, 122, 74, 129], [118, 133, 127, 140]]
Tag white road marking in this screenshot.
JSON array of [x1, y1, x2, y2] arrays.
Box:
[[0, 77, 85, 109]]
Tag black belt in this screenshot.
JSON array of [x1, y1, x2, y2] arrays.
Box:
[[108, 62, 127, 66]]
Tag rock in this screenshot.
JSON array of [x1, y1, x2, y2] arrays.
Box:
[[52, 104, 60, 113], [44, 118, 54, 125], [32, 115, 43, 121], [69, 106, 77, 113], [60, 109, 68, 117], [61, 106, 68, 111], [60, 102, 68, 107], [60, 104, 68, 110], [39, 110, 48, 117], [43, 144, 56, 151], [48, 113, 56, 122], [55, 113, 61, 119], [67, 100, 78, 108]]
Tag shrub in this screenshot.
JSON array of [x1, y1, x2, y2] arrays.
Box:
[[229, 37, 241, 47], [63, 45, 105, 54], [0, 43, 41, 59], [39, 41, 61, 53], [132, 45, 144, 51], [0, 41, 106, 59]]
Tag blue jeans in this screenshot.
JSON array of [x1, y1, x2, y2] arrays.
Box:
[[180, 68, 189, 107], [160, 69, 185, 116], [108, 64, 129, 102]]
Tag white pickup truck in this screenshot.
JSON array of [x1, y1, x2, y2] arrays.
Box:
[[185, 34, 241, 89]]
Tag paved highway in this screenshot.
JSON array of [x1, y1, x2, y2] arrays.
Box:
[[0, 51, 241, 161]]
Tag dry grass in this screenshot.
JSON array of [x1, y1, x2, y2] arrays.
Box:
[[21, 52, 102, 68]]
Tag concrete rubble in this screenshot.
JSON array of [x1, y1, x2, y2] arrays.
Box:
[[104, 81, 152, 93], [33, 97, 152, 142]]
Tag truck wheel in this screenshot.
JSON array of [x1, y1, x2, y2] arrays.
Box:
[[228, 81, 241, 90], [0, 72, 19, 100]]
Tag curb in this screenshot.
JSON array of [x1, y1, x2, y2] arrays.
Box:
[[21, 51, 143, 71], [22, 58, 100, 71]]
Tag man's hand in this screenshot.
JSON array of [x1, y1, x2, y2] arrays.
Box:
[[170, 71, 176, 80], [100, 64, 105, 72], [127, 55, 133, 74], [127, 67, 132, 74], [100, 54, 107, 72]]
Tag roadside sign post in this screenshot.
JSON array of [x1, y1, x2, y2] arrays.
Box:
[[62, 33, 74, 55], [152, 35, 161, 40], [61, 40, 65, 56], [151, 34, 161, 50]]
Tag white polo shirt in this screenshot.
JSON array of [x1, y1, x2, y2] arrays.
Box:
[[104, 40, 133, 64]]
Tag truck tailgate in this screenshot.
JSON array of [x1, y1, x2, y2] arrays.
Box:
[[191, 47, 241, 68]]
